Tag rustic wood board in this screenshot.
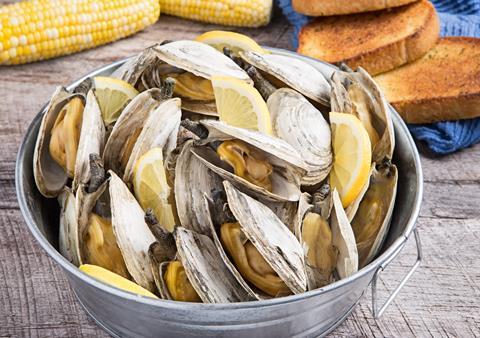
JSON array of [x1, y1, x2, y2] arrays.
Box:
[[0, 1, 479, 337]]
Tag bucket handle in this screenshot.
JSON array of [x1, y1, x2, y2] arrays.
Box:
[[371, 227, 422, 318]]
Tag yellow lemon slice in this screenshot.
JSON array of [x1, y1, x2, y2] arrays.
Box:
[[212, 76, 273, 135], [133, 147, 176, 232], [80, 264, 158, 299], [195, 30, 265, 55], [330, 112, 372, 208], [93, 76, 139, 125]]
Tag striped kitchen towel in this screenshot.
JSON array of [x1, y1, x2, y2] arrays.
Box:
[[277, 0, 480, 155]]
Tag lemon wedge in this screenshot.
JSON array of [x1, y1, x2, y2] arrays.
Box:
[[212, 76, 273, 135], [93, 76, 139, 125], [329, 112, 372, 208], [195, 30, 265, 55], [80, 264, 158, 299], [133, 147, 176, 232]]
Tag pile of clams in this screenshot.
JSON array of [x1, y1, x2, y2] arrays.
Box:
[[33, 38, 397, 302]]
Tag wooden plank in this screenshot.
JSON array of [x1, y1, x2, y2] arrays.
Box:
[[0, 0, 479, 337], [333, 217, 480, 338]]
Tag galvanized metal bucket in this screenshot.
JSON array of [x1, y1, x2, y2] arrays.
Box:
[[16, 48, 423, 338]]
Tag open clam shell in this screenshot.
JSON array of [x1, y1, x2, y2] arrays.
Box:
[[109, 171, 157, 292], [191, 120, 308, 202], [295, 189, 338, 290], [352, 163, 398, 267], [175, 227, 252, 303], [33, 87, 85, 197], [240, 51, 331, 106], [112, 46, 158, 88], [331, 68, 395, 163], [103, 89, 163, 176], [204, 195, 264, 300], [72, 90, 106, 192], [268, 88, 332, 186], [355, 68, 395, 163], [223, 181, 307, 294], [123, 98, 182, 183], [331, 189, 358, 279]]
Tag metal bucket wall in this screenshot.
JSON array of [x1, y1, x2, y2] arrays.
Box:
[[16, 52, 423, 338], [67, 269, 374, 338]]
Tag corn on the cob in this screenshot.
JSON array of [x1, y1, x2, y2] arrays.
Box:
[[0, 0, 160, 65], [160, 0, 272, 28]]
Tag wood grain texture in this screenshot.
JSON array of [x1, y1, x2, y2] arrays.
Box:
[[0, 1, 479, 337]]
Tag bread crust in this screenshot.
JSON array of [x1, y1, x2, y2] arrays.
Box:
[[292, 0, 418, 16], [297, 0, 440, 75], [374, 37, 480, 123]]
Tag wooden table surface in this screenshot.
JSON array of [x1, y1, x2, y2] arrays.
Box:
[[1, 2, 479, 337]]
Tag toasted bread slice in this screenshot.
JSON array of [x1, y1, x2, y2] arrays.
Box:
[[293, 0, 418, 16], [374, 37, 480, 124], [297, 0, 440, 75]]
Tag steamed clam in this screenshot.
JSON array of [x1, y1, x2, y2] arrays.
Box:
[[223, 62, 332, 186], [59, 154, 129, 278], [206, 181, 307, 299], [34, 87, 86, 197], [190, 120, 308, 202], [34, 33, 399, 304], [330, 67, 395, 163], [295, 186, 338, 289], [115, 40, 251, 116], [352, 162, 398, 267]]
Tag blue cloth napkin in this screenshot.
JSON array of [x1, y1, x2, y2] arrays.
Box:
[[277, 0, 480, 154]]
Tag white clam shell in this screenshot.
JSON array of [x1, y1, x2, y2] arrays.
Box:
[[153, 40, 252, 84], [174, 139, 223, 235], [58, 189, 82, 266], [357, 68, 395, 163], [331, 189, 358, 279], [72, 90, 106, 192], [175, 227, 252, 303], [112, 46, 157, 86], [109, 171, 157, 292], [240, 51, 331, 105], [268, 88, 332, 185]]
